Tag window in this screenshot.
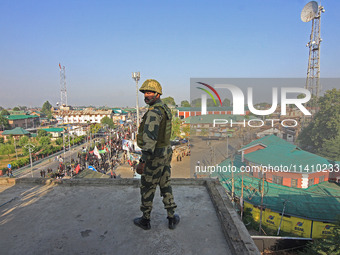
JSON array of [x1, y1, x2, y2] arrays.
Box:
[[291, 179, 298, 188], [308, 178, 314, 186], [319, 176, 324, 183], [273, 175, 283, 185]]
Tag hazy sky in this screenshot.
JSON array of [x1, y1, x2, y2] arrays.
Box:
[[1, 0, 339, 108]]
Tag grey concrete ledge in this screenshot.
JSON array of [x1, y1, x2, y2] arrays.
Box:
[[3, 177, 210, 186]]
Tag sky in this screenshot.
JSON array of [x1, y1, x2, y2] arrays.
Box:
[[1, 0, 339, 109]]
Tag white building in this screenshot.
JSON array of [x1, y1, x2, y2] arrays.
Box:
[[54, 108, 113, 125]]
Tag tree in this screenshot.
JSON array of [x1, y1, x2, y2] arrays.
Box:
[[42, 101, 52, 116], [318, 132, 340, 161], [37, 129, 48, 137], [298, 89, 340, 157], [300, 217, 340, 255], [101, 116, 115, 129], [171, 117, 181, 140], [90, 123, 101, 135], [39, 136, 51, 146], [222, 98, 231, 107], [162, 96, 176, 106], [1, 109, 10, 116], [18, 136, 29, 147], [12, 107, 20, 111], [0, 115, 10, 130], [181, 125, 190, 138], [191, 98, 201, 107], [191, 98, 218, 107], [181, 100, 191, 107], [0, 144, 15, 159]]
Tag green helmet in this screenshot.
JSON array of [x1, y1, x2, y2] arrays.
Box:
[[139, 79, 163, 95]]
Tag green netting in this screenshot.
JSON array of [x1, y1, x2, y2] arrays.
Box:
[[212, 161, 340, 222]]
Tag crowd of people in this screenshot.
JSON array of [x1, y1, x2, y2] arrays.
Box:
[[41, 128, 136, 179]]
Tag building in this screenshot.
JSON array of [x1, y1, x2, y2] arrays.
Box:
[[41, 128, 64, 138], [1, 127, 31, 141], [177, 106, 250, 119], [238, 135, 332, 188], [54, 108, 113, 125], [4, 115, 40, 129]]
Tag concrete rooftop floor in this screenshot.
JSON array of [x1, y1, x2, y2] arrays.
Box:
[[0, 178, 259, 255]]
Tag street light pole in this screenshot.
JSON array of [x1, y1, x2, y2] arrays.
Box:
[[25, 143, 35, 178], [132, 72, 140, 127]]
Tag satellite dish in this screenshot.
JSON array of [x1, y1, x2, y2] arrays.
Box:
[[301, 1, 318, 22]]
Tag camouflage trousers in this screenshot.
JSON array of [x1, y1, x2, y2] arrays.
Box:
[[140, 150, 177, 220]]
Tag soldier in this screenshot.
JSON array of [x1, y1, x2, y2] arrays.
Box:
[[134, 79, 179, 230]]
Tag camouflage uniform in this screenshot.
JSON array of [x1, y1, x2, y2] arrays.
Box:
[[137, 99, 177, 220]]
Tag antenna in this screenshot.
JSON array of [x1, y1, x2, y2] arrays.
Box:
[[59, 63, 68, 107], [301, 1, 325, 100], [301, 1, 318, 22]]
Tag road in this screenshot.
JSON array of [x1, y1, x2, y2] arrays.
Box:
[[13, 142, 90, 178]]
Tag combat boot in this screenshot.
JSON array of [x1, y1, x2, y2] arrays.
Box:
[[167, 214, 180, 230], [133, 217, 151, 230]]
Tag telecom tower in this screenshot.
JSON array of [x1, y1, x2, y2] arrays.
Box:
[[301, 1, 325, 99], [59, 63, 68, 107]]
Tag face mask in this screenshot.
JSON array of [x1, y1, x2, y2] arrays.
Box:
[[144, 93, 158, 105]]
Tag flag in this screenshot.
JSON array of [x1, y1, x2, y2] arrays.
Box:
[[59, 63, 61, 69], [88, 166, 97, 172], [93, 146, 101, 159], [74, 164, 80, 174]]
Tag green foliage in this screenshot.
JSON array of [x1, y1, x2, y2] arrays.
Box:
[[39, 136, 51, 146], [300, 217, 340, 255], [0, 137, 4, 144], [0, 109, 10, 116], [171, 117, 181, 140], [181, 125, 190, 138], [191, 98, 218, 107], [101, 116, 115, 129], [162, 96, 176, 106], [0, 144, 15, 158], [37, 129, 48, 137], [56, 137, 63, 145], [298, 89, 340, 157], [318, 132, 340, 161], [90, 123, 101, 134], [18, 136, 29, 147], [191, 98, 201, 107], [42, 101, 52, 116], [0, 115, 10, 130], [12, 107, 20, 111], [180, 100, 191, 107], [222, 98, 231, 107]]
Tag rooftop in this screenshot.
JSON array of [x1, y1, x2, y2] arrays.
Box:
[[2, 127, 30, 135], [240, 135, 330, 171], [184, 114, 254, 124], [0, 178, 259, 255], [5, 115, 39, 120], [42, 128, 64, 133]]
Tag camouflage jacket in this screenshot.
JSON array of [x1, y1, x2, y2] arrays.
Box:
[[137, 99, 172, 161]]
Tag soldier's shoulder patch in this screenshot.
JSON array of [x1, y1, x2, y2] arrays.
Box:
[[148, 106, 154, 110]]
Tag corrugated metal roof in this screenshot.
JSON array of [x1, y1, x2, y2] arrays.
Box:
[[42, 128, 64, 133], [184, 114, 254, 124], [5, 115, 39, 120], [240, 135, 329, 171], [2, 127, 30, 135]]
